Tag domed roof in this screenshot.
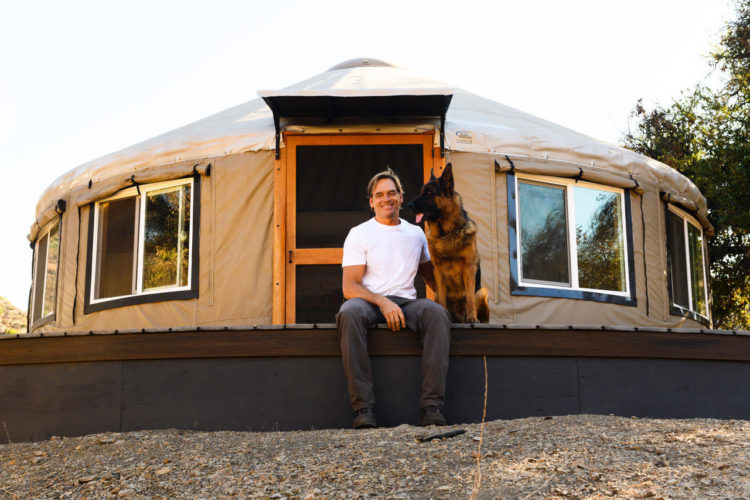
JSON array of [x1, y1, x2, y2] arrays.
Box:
[[326, 58, 398, 71], [31, 59, 709, 239]]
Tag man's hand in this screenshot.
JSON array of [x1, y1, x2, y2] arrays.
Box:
[[377, 297, 406, 332], [343, 265, 405, 331]]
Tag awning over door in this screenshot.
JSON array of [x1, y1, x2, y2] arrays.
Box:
[[258, 89, 454, 158]]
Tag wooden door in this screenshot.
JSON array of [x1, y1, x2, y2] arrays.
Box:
[[273, 133, 442, 324]]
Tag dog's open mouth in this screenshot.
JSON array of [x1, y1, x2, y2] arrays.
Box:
[[415, 213, 424, 224]]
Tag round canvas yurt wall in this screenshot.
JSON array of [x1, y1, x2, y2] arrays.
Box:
[[447, 151, 707, 328], [26, 60, 712, 333]]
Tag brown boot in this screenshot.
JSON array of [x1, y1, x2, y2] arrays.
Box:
[[419, 406, 447, 426], [353, 408, 377, 429]]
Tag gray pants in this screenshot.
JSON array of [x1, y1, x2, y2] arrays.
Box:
[[336, 296, 451, 412]]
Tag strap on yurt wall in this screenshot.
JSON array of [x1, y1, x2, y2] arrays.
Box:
[[71, 206, 82, 327], [635, 190, 650, 318]]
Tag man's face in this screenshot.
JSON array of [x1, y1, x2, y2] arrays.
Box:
[[369, 178, 403, 220]]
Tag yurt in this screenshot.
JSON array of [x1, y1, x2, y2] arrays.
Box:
[[4, 58, 749, 442]]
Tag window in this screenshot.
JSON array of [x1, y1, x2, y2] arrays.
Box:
[[666, 205, 709, 321], [508, 173, 636, 305], [85, 177, 199, 313], [31, 219, 61, 325]]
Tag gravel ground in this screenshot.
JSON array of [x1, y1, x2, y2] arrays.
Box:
[[0, 415, 748, 499]]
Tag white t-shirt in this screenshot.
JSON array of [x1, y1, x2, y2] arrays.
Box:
[[342, 218, 431, 299]]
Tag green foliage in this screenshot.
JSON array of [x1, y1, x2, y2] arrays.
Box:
[[623, 0, 750, 329]]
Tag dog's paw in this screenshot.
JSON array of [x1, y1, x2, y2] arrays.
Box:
[[466, 315, 478, 323]]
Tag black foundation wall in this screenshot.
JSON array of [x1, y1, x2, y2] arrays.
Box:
[[2, 356, 750, 443]]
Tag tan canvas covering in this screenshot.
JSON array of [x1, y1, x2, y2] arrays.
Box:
[[30, 61, 709, 240], [448, 152, 690, 328], [50, 152, 274, 332], [29, 60, 711, 332]]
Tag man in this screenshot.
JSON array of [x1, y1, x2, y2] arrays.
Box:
[[336, 168, 452, 429]]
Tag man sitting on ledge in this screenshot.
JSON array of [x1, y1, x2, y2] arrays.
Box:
[[336, 168, 452, 429]]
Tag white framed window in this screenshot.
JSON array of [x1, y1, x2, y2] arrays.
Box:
[[31, 219, 61, 325], [511, 173, 632, 300], [666, 204, 709, 320], [87, 177, 196, 309]]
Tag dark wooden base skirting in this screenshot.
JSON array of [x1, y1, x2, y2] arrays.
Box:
[[1, 327, 749, 443], [2, 356, 750, 444]]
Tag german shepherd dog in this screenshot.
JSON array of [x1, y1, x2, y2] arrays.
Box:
[[407, 164, 490, 323]]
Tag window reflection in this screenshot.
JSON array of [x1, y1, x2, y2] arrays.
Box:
[[42, 223, 60, 317], [688, 224, 707, 316], [518, 182, 570, 285], [666, 207, 708, 319], [515, 176, 631, 297], [32, 233, 48, 322], [143, 185, 191, 290], [91, 178, 194, 304], [667, 211, 689, 308], [32, 220, 61, 322], [96, 197, 137, 299], [574, 187, 626, 292]]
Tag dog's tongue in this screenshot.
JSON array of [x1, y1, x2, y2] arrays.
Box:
[[415, 213, 424, 224]]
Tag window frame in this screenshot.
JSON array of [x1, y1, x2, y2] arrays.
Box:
[[665, 203, 710, 325], [84, 175, 200, 314], [30, 217, 62, 330], [507, 172, 637, 306]]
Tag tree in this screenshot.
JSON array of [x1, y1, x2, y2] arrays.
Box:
[[623, 0, 750, 329]]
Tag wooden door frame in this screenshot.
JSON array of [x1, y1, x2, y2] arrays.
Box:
[[272, 132, 444, 324]]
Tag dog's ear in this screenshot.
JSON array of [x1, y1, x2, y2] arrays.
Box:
[[429, 168, 437, 182], [439, 163, 454, 195]]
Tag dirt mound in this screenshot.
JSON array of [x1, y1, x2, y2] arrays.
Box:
[[0, 296, 27, 334], [0, 415, 748, 498]]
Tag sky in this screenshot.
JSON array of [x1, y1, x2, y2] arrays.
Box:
[[0, 0, 735, 310]]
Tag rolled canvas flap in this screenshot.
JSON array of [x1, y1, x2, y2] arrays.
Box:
[[29, 162, 211, 242], [493, 155, 645, 193], [28, 199, 66, 242], [661, 191, 714, 235]]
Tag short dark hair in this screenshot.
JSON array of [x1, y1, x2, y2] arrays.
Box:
[[367, 168, 404, 198]]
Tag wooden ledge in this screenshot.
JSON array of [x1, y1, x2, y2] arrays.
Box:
[[2, 327, 750, 366]]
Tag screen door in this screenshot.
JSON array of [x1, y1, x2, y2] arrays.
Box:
[[285, 134, 436, 323]]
